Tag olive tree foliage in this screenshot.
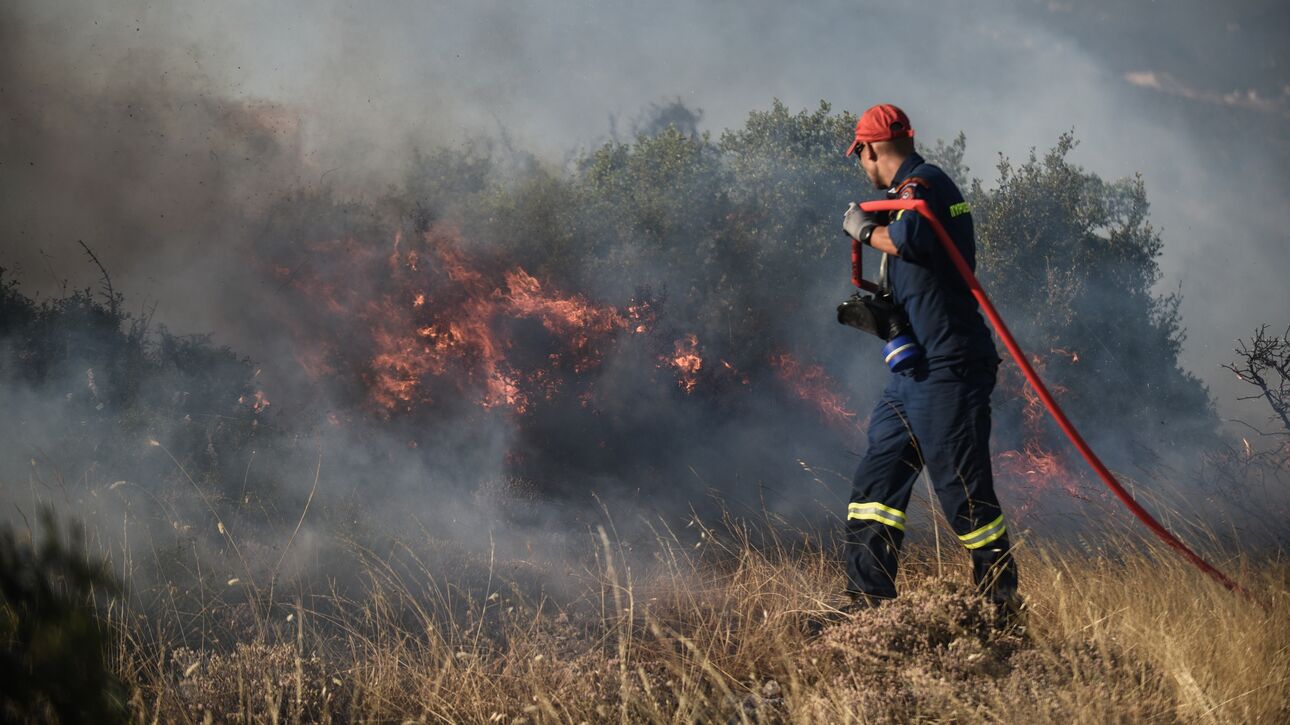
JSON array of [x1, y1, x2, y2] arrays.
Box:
[[966, 133, 1215, 450]]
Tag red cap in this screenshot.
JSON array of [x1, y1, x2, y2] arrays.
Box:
[[845, 104, 915, 156]]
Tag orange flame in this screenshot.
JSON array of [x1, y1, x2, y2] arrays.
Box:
[[994, 442, 1081, 496], [284, 226, 639, 416], [503, 269, 628, 373], [664, 334, 703, 393], [721, 359, 751, 385], [769, 352, 860, 433], [238, 390, 271, 413], [994, 352, 1086, 503], [624, 300, 656, 335], [1050, 347, 1079, 364]]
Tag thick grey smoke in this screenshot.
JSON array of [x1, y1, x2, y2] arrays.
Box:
[[2, 0, 1288, 588]]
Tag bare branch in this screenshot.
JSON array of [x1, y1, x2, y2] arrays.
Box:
[[76, 240, 119, 316], [1225, 325, 1290, 434]]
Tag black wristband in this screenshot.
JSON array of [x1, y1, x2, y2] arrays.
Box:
[[860, 224, 876, 245]]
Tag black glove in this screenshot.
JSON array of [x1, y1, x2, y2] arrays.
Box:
[[842, 202, 881, 244]]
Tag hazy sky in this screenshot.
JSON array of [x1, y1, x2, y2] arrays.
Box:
[[4, 0, 1288, 426]]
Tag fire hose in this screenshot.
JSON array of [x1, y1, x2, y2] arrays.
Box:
[[856, 198, 1248, 596]]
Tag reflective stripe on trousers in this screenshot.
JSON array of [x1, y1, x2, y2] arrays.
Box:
[[848, 502, 907, 531], [958, 514, 1006, 549]]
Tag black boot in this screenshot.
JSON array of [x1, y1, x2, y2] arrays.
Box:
[[840, 592, 889, 615], [971, 542, 1018, 605], [803, 593, 889, 637], [972, 542, 1024, 632]]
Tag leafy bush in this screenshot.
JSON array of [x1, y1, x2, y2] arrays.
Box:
[[969, 133, 1215, 452], [0, 269, 276, 498], [0, 512, 125, 723]]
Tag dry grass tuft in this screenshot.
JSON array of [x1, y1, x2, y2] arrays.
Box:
[[110, 522, 1289, 724]]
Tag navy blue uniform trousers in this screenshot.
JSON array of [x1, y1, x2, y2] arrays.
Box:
[[845, 361, 1017, 603]]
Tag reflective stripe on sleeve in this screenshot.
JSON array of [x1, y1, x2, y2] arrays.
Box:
[[848, 502, 907, 531], [884, 342, 919, 365], [958, 514, 1006, 549]]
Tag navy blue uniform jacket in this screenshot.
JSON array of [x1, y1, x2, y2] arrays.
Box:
[[884, 152, 998, 370]]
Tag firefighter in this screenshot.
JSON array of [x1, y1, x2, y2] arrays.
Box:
[[839, 103, 1018, 613]]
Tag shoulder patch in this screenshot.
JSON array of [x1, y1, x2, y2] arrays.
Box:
[[895, 176, 930, 200]]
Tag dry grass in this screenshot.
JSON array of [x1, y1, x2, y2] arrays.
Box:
[[102, 515, 1290, 725]]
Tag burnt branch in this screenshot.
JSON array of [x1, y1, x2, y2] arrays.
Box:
[[1223, 324, 1290, 435]]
